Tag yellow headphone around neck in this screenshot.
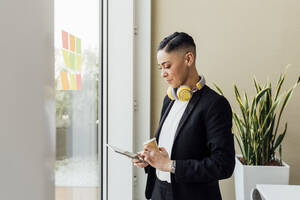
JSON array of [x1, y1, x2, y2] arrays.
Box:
[[167, 75, 206, 102]]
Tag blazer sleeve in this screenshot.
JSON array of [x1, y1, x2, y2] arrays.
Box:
[[174, 96, 235, 183]]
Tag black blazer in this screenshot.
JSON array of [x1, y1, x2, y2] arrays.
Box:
[[145, 85, 235, 200]]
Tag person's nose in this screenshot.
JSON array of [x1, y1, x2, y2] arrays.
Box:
[[161, 69, 168, 78]]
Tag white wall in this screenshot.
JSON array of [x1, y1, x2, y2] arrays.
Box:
[[0, 0, 55, 199]]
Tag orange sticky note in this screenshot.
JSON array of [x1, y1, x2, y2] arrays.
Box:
[[70, 73, 77, 90], [62, 49, 70, 68], [76, 74, 82, 90], [60, 72, 70, 90], [69, 34, 75, 52], [76, 55, 82, 71], [62, 30, 69, 49]]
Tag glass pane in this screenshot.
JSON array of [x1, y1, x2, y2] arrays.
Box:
[[54, 0, 100, 199]]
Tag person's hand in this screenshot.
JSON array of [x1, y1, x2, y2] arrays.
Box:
[[132, 153, 149, 168], [142, 145, 172, 172]]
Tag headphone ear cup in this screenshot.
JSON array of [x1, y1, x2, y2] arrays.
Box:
[[167, 87, 177, 100], [177, 86, 192, 101]]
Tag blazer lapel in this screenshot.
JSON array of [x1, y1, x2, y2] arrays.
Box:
[[155, 100, 174, 141], [173, 88, 205, 143]]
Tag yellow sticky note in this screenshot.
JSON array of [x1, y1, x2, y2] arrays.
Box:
[[76, 55, 82, 71], [69, 34, 75, 52], [69, 52, 75, 69], [62, 49, 70, 68], [70, 73, 77, 90], [60, 72, 70, 90]]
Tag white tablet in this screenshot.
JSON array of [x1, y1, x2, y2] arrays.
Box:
[[106, 144, 146, 163]]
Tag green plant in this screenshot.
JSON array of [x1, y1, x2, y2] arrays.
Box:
[[214, 71, 299, 165]]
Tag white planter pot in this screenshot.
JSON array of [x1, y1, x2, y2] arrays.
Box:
[[234, 155, 290, 200]]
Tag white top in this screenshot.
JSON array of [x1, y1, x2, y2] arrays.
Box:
[[156, 99, 188, 183], [256, 184, 300, 200]]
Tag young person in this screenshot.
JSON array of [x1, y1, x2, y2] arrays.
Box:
[[133, 32, 235, 200]]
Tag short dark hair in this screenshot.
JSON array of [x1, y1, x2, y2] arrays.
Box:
[[157, 32, 196, 54]]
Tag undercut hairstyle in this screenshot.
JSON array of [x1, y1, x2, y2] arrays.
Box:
[[157, 32, 196, 56]]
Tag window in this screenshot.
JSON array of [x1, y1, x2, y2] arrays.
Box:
[[54, 0, 101, 199]]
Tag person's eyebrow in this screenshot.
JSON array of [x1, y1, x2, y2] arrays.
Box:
[[158, 61, 169, 67]]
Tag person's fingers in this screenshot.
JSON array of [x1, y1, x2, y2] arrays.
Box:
[[134, 160, 149, 168], [137, 153, 145, 160], [158, 147, 170, 158], [143, 153, 153, 165], [159, 147, 166, 152], [135, 163, 148, 168], [132, 158, 140, 163]]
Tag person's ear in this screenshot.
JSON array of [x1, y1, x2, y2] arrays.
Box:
[[185, 52, 194, 67]]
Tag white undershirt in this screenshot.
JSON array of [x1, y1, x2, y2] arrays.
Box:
[[156, 99, 189, 183]]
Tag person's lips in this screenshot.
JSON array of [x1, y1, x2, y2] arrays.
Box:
[[166, 79, 172, 83]]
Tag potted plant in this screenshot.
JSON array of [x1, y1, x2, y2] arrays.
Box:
[[214, 70, 299, 200]]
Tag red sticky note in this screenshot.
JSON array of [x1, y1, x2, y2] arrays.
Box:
[[62, 30, 69, 49], [76, 74, 82, 90]]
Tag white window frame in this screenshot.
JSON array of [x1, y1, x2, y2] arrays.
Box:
[[101, 0, 151, 200]]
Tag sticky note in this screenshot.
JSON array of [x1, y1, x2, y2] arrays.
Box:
[[69, 34, 75, 52], [76, 37, 81, 54], [62, 49, 70, 68], [69, 52, 75, 69], [76, 55, 82, 71], [70, 73, 77, 90], [60, 72, 70, 90], [76, 74, 82, 90], [62, 30, 69, 49]]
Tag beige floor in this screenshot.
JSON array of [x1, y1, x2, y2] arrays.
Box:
[[56, 187, 98, 200]]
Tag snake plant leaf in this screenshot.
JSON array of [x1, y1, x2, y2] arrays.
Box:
[[234, 85, 249, 126], [235, 134, 246, 161], [274, 87, 294, 142], [273, 123, 287, 152], [233, 113, 245, 138], [261, 95, 282, 131], [274, 72, 286, 101], [262, 117, 275, 140], [252, 111, 259, 133], [253, 76, 262, 93], [255, 87, 270, 104], [244, 92, 249, 111], [250, 96, 257, 117], [234, 84, 242, 100], [258, 91, 270, 127], [213, 83, 224, 96]]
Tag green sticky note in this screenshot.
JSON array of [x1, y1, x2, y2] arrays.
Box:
[[70, 73, 77, 90], [76, 37, 81, 54]]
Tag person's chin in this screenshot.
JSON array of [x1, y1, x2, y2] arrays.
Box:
[[168, 83, 179, 88], [166, 80, 178, 88]]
